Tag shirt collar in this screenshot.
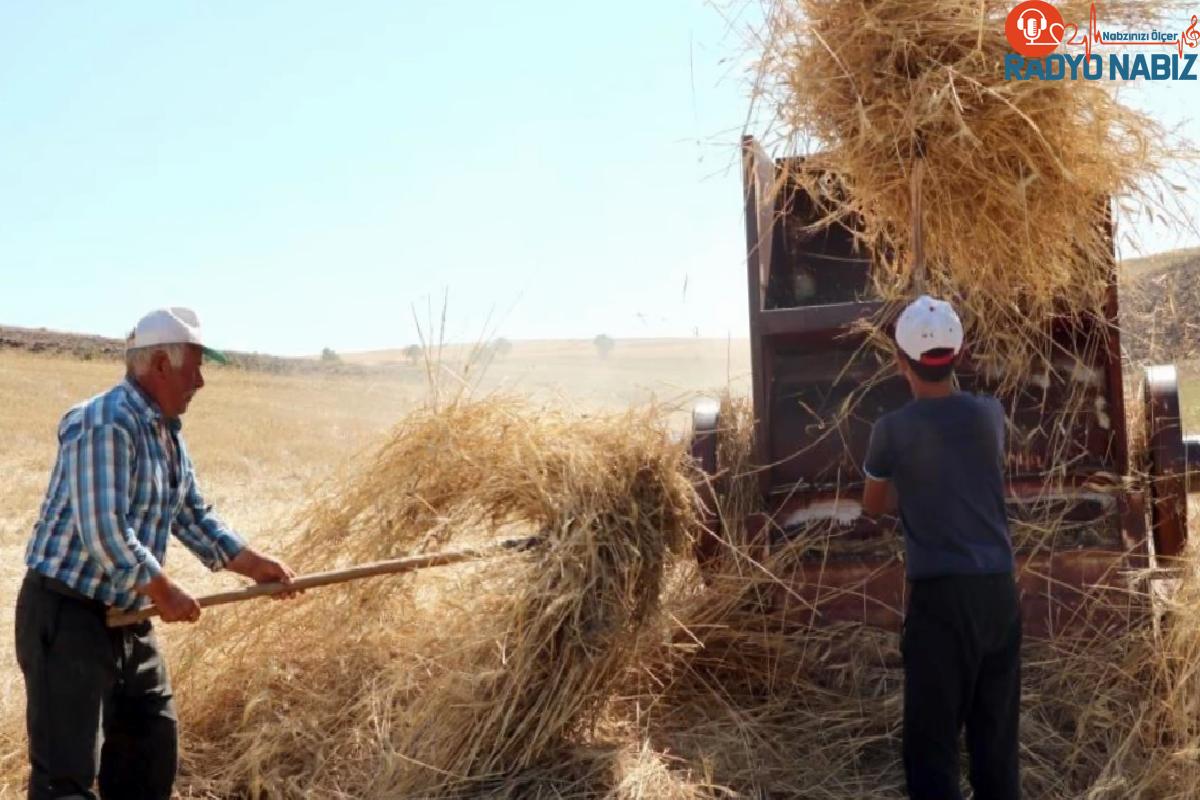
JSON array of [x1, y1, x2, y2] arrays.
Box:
[[121, 378, 183, 432]]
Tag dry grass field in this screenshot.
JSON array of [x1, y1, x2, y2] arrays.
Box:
[[344, 336, 753, 410], [0, 350, 418, 769], [0, 339, 753, 797]]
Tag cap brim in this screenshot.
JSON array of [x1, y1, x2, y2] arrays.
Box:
[[918, 351, 958, 366], [201, 346, 229, 365]]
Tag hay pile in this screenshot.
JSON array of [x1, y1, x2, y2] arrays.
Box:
[[752, 0, 1189, 385], [168, 397, 699, 798]]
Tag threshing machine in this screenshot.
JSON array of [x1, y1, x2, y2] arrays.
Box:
[[691, 136, 1200, 637]]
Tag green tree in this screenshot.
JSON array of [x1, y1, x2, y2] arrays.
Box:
[[593, 334, 615, 359]]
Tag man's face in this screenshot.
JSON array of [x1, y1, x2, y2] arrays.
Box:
[[149, 344, 205, 418]]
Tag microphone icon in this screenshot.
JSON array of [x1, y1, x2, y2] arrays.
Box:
[[1019, 9, 1047, 43]]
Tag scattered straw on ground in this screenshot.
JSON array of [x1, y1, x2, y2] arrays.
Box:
[[162, 394, 1200, 800], [1, 394, 1200, 798]]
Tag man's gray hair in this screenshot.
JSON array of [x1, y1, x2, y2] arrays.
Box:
[[125, 343, 186, 376]]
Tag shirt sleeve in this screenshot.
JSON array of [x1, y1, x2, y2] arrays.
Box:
[[863, 417, 894, 481], [173, 472, 246, 571], [67, 422, 164, 593]]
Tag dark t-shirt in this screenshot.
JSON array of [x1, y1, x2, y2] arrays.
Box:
[[864, 392, 1015, 580]]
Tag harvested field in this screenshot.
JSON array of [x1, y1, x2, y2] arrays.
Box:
[[0, 343, 747, 798], [0, 336, 1198, 797]]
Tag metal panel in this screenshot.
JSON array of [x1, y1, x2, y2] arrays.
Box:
[[742, 137, 775, 490], [764, 549, 1146, 639]]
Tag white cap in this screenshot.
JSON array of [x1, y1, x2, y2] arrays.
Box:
[[126, 307, 227, 364], [895, 295, 963, 364]]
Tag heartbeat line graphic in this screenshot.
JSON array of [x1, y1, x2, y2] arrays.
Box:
[[1056, 5, 1200, 59]]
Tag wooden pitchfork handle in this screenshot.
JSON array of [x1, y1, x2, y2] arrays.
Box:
[[909, 131, 928, 295], [909, 153, 926, 295], [106, 535, 543, 628]]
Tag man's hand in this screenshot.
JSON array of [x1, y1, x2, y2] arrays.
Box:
[[228, 547, 300, 599], [137, 574, 202, 623]]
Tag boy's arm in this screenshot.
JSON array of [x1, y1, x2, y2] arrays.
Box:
[[861, 418, 897, 517]]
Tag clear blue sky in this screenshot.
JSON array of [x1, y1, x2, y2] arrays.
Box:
[[1, 3, 1195, 356]]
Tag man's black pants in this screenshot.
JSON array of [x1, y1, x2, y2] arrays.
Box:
[[15, 570, 178, 800], [902, 572, 1022, 800]]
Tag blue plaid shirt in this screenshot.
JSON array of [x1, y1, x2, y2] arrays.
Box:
[[25, 379, 245, 610]]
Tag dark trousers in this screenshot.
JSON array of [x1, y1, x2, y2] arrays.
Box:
[[14, 570, 178, 800], [902, 573, 1022, 800]]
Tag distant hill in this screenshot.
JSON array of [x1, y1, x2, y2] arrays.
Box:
[[343, 337, 754, 409], [0, 324, 350, 374], [4, 244, 1197, 373], [1120, 248, 1200, 364]]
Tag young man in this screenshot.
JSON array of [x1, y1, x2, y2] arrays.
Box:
[[17, 307, 298, 800], [861, 295, 1021, 800]]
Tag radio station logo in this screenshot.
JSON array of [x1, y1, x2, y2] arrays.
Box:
[[1004, 2, 1200, 80]]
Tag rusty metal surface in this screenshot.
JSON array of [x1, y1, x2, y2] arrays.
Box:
[[766, 549, 1143, 639], [763, 343, 1120, 490], [1118, 490, 1151, 570], [742, 136, 773, 493], [759, 302, 882, 336], [1188, 437, 1200, 493]]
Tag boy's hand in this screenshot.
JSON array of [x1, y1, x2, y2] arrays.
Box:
[[862, 477, 897, 517]]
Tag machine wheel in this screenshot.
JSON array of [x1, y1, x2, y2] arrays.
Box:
[[1144, 365, 1190, 559], [690, 399, 720, 477], [689, 399, 724, 566]]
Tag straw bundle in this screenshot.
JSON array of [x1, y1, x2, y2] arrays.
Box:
[[754, 0, 1188, 386], [168, 397, 699, 799]]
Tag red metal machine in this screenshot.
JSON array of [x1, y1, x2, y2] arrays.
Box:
[[692, 137, 1200, 637]]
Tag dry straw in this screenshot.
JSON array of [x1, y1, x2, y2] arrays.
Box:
[[160, 418, 1200, 799], [751, 0, 1191, 387], [2, 393, 1200, 798], [165, 396, 699, 798]]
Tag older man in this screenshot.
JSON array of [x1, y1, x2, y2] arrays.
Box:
[[16, 307, 297, 800]]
